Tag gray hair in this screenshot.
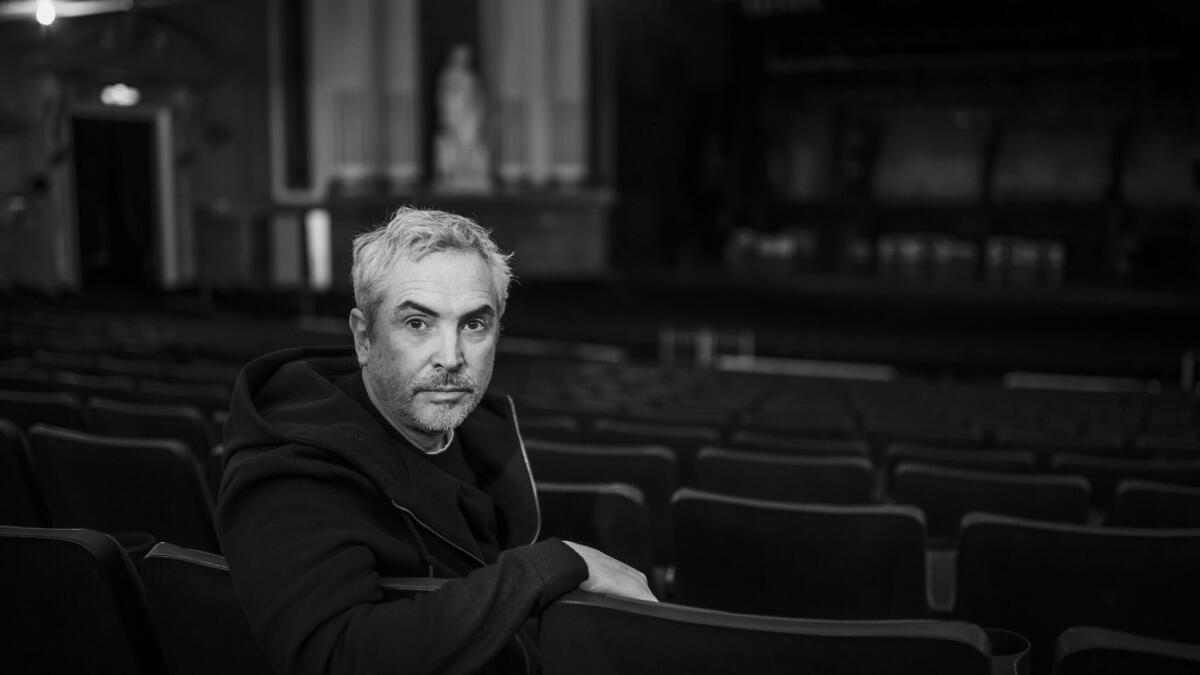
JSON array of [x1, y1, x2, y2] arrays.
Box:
[[352, 207, 513, 331]]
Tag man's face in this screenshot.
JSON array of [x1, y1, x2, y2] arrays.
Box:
[[350, 249, 499, 439]]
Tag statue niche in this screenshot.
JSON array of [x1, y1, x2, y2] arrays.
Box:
[[434, 44, 491, 192]]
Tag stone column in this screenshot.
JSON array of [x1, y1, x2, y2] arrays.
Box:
[[380, 0, 420, 188], [549, 0, 588, 185], [310, 0, 377, 190], [488, 0, 588, 188]]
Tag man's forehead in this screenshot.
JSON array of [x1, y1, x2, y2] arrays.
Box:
[[383, 250, 498, 309]]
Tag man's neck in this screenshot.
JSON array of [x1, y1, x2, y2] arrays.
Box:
[[362, 375, 451, 454]]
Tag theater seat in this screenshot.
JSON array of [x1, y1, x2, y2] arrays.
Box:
[[890, 463, 1090, 547], [139, 543, 271, 675], [671, 488, 928, 619], [884, 445, 1037, 483], [1053, 626, 1200, 675], [726, 432, 870, 458], [0, 526, 168, 675], [695, 447, 874, 504], [955, 513, 1200, 674], [137, 380, 230, 416], [536, 482, 654, 578], [140, 542, 444, 675], [1050, 454, 1200, 510], [526, 439, 678, 565], [86, 397, 218, 467], [541, 590, 995, 675], [587, 418, 722, 484], [1107, 479, 1200, 527], [0, 419, 50, 526], [0, 389, 87, 431], [27, 425, 219, 552]]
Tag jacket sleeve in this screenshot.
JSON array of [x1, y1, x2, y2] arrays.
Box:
[[217, 446, 588, 675]]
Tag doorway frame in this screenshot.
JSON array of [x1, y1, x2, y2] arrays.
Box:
[[68, 103, 178, 289]]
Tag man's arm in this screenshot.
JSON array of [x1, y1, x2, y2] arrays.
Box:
[[219, 453, 587, 675]]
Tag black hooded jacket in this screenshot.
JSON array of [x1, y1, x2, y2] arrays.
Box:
[[217, 346, 587, 675]]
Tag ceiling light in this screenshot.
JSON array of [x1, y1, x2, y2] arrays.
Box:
[[35, 0, 55, 25]]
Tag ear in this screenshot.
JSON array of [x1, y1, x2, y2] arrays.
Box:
[[348, 308, 371, 367]]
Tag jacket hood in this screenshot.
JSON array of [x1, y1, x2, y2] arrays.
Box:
[[223, 345, 540, 554]]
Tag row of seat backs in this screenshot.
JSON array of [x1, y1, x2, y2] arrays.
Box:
[[518, 405, 1198, 459], [668, 494, 1200, 674], [19, 350, 241, 385], [0, 378, 230, 423], [526, 439, 1200, 558], [0, 392, 220, 461], [529, 436, 1200, 495], [539, 482, 1200, 625], [8, 525, 1199, 675], [0, 420, 219, 552]]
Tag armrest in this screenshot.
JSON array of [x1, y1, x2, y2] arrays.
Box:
[[380, 577, 448, 599]]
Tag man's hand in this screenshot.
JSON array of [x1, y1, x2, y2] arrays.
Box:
[[562, 541, 658, 602]]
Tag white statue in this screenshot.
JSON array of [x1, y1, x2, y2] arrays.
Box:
[[435, 44, 491, 191]]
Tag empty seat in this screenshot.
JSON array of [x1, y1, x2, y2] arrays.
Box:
[[0, 366, 54, 392], [955, 513, 1200, 674], [727, 431, 870, 457], [0, 419, 50, 526], [1107, 479, 1200, 528], [672, 488, 928, 619], [95, 355, 166, 379], [587, 418, 722, 485], [526, 439, 678, 565], [33, 349, 98, 373], [1132, 435, 1200, 460], [885, 445, 1037, 479], [995, 428, 1125, 457], [0, 526, 169, 675], [27, 425, 219, 551], [519, 395, 620, 419], [695, 447, 874, 504], [737, 410, 858, 439], [139, 543, 276, 675], [865, 419, 986, 452], [86, 397, 218, 467], [536, 482, 654, 577], [138, 380, 230, 415], [1053, 626, 1200, 675], [542, 590, 994, 675], [51, 371, 139, 401], [518, 414, 580, 441], [0, 389, 87, 430], [890, 463, 1090, 546], [1050, 454, 1200, 509], [140, 542, 443, 675], [626, 404, 734, 428], [162, 361, 243, 387]]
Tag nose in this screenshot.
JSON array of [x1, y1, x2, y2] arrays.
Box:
[[432, 327, 465, 372]]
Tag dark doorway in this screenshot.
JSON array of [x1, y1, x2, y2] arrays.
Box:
[[72, 116, 158, 289]]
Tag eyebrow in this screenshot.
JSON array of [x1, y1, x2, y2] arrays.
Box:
[[392, 301, 495, 321]]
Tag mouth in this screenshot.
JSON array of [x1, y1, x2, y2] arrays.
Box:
[[417, 388, 473, 404]]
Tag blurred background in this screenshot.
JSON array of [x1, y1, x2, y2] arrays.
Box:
[[0, 0, 1198, 384]]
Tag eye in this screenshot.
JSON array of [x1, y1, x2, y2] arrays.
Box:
[[405, 318, 428, 331], [464, 318, 486, 332]]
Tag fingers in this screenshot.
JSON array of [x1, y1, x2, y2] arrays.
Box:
[[562, 540, 659, 603]]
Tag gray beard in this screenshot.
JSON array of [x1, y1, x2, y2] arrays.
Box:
[[369, 366, 491, 436]]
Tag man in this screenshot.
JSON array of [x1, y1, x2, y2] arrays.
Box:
[[218, 208, 655, 675]]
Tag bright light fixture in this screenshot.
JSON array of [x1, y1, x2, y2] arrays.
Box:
[[35, 0, 55, 25], [100, 83, 141, 107]]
